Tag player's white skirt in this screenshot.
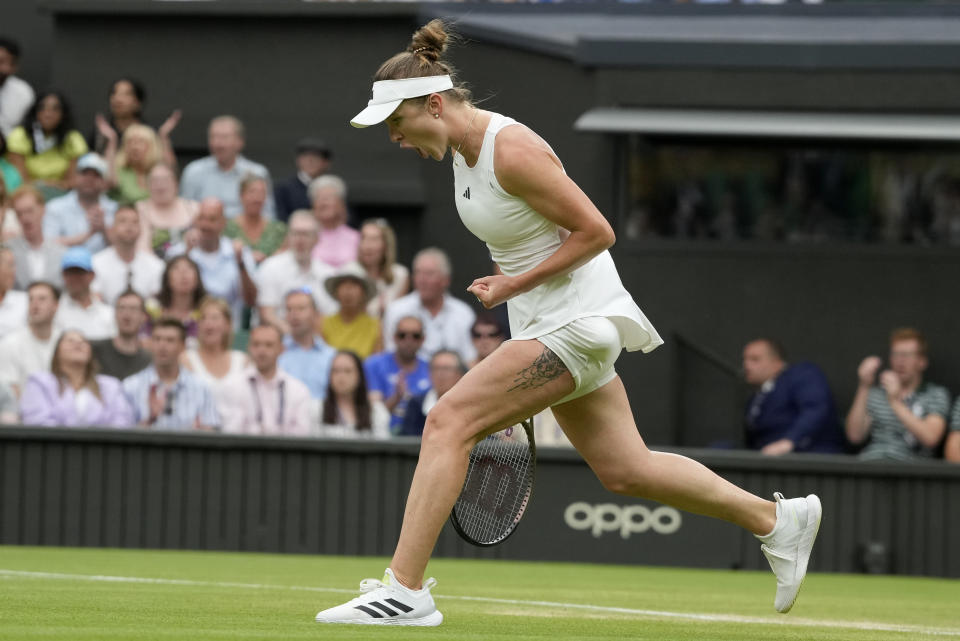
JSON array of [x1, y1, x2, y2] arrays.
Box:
[[532, 316, 622, 406]]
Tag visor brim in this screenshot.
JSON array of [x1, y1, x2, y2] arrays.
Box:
[[350, 100, 402, 129]]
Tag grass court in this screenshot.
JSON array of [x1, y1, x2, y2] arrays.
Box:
[[1, 546, 958, 640]]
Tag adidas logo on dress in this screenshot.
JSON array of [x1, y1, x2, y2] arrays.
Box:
[[462, 187, 471, 200]]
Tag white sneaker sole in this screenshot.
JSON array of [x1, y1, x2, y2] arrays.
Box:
[[315, 610, 444, 626], [778, 494, 822, 614]]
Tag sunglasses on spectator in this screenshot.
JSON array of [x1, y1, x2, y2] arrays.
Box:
[[395, 331, 423, 340], [472, 330, 503, 339]]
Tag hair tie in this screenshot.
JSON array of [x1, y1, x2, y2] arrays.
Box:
[[412, 47, 430, 54]]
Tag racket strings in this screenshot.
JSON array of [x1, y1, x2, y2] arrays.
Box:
[[455, 426, 534, 544]]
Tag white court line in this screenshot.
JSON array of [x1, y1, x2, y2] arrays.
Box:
[[1, 569, 958, 638]]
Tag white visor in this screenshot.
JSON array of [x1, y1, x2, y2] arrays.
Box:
[[350, 75, 454, 128]]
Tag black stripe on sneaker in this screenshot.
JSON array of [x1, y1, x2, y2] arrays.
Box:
[[384, 598, 414, 613], [353, 605, 384, 618], [368, 601, 399, 616]]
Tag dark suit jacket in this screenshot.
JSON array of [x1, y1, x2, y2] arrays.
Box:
[[745, 361, 845, 453], [273, 175, 310, 224]]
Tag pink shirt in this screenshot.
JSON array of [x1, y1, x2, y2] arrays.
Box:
[[311, 224, 359, 268], [220, 367, 313, 437]]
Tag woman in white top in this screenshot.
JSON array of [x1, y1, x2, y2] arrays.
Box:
[[316, 20, 821, 626], [136, 163, 198, 257], [180, 296, 248, 426], [349, 218, 409, 319], [317, 350, 389, 439]]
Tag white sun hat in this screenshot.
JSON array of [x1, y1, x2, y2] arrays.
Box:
[[350, 75, 454, 128]]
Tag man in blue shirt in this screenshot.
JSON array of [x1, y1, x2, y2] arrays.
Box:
[[179, 115, 275, 218], [742, 338, 844, 455], [277, 288, 336, 400], [123, 318, 220, 430], [365, 314, 432, 432]]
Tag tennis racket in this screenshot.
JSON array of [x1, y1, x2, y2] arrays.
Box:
[[451, 417, 536, 547]]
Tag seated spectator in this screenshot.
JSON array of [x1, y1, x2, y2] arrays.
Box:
[[399, 350, 466, 437], [91, 205, 164, 304], [20, 329, 133, 427], [383, 247, 476, 363], [318, 351, 389, 439], [364, 314, 432, 432], [90, 289, 151, 380], [136, 163, 198, 257], [256, 211, 336, 334], [348, 218, 408, 319], [0, 280, 59, 396], [55, 247, 115, 340], [167, 197, 256, 329], [225, 174, 286, 263], [742, 338, 844, 455], [219, 324, 312, 436], [0, 382, 16, 423], [468, 311, 508, 369], [105, 124, 163, 205], [122, 317, 219, 430], [309, 175, 358, 268], [145, 255, 206, 345], [8, 185, 65, 289], [179, 115, 274, 218], [1, 162, 24, 242], [321, 265, 381, 360], [0, 37, 35, 137], [5, 90, 88, 198], [274, 137, 331, 223], [44, 153, 117, 253], [1, 132, 23, 197], [947, 402, 960, 463], [846, 328, 949, 460], [180, 297, 249, 427], [0, 245, 26, 336], [277, 289, 336, 401], [89, 77, 179, 165]]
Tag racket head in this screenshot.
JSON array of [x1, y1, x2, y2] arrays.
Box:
[[451, 417, 536, 547]]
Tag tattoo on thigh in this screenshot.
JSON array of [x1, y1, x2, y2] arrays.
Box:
[[507, 346, 569, 392]]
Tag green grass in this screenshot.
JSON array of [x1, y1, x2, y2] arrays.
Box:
[[0, 546, 958, 640]]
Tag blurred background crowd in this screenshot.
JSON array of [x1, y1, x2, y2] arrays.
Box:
[[1, 32, 959, 464]]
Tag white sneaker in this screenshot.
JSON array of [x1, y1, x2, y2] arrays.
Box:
[[757, 492, 822, 614], [314, 568, 443, 626]]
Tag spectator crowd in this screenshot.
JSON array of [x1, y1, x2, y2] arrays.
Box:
[[1, 36, 958, 461]]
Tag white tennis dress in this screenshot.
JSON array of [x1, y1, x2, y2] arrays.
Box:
[[453, 113, 663, 361]]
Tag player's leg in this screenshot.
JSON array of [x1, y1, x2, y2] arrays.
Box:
[[552, 376, 776, 533], [315, 339, 573, 625], [552, 377, 822, 613], [390, 339, 574, 588]]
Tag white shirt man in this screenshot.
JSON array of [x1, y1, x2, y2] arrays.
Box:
[[0, 40, 34, 136], [382, 248, 476, 363], [55, 247, 116, 340], [0, 281, 60, 397], [91, 205, 164, 304], [220, 324, 312, 436], [257, 210, 337, 333], [0, 246, 26, 337]]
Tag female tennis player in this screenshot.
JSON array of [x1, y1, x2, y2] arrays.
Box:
[[315, 20, 821, 626]]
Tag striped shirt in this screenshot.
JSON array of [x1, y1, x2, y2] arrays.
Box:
[[861, 383, 950, 461], [950, 397, 960, 433], [122, 366, 221, 431]]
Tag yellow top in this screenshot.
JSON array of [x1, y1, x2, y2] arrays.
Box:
[[6, 127, 88, 182], [322, 313, 381, 360]]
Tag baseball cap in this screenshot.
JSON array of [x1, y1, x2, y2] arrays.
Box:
[[61, 247, 94, 272], [76, 153, 108, 177]]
